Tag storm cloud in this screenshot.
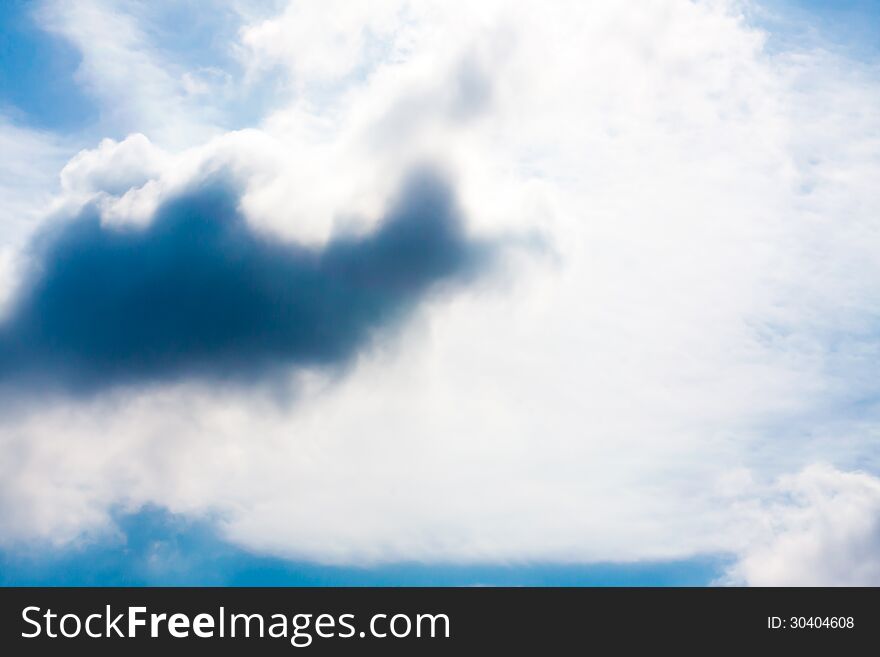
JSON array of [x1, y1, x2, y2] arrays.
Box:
[[0, 169, 492, 394]]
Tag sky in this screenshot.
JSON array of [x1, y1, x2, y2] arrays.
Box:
[[0, 0, 879, 587]]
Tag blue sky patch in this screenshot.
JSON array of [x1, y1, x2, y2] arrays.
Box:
[[0, 507, 728, 586], [0, 0, 97, 131]]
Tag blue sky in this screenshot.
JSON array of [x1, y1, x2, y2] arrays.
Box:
[[753, 0, 880, 58], [1, 1, 879, 587], [0, 507, 725, 586], [0, 0, 96, 131]]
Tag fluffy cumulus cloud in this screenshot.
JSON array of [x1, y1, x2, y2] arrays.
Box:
[[1, 0, 879, 582], [723, 466, 880, 586]]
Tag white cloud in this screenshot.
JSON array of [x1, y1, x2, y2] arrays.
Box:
[[60, 133, 170, 197], [723, 465, 880, 586], [1, 0, 880, 582], [240, 0, 412, 87]]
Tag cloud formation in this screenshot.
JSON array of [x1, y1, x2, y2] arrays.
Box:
[[2, 0, 880, 584], [723, 466, 880, 586], [0, 168, 491, 393]]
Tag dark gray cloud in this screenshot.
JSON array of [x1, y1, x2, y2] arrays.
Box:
[[0, 169, 494, 394]]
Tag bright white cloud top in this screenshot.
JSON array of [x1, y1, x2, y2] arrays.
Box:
[[1, 0, 879, 585]]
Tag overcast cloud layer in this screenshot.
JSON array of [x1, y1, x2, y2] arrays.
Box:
[[1, 0, 880, 585]]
